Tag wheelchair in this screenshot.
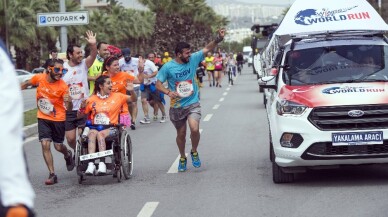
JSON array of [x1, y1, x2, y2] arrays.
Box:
[[74, 123, 133, 184]]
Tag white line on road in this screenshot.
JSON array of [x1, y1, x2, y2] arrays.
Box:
[[203, 114, 213, 121], [213, 104, 220, 110], [167, 153, 188, 173], [24, 136, 38, 144], [219, 98, 225, 102], [226, 87, 231, 91], [137, 202, 159, 217], [223, 92, 228, 96]]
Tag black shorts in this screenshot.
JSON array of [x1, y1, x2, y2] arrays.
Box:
[[65, 111, 86, 131], [38, 118, 65, 144], [141, 85, 161, 102]]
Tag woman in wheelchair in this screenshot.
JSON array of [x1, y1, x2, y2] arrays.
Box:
[[78, 75, 137, 175]]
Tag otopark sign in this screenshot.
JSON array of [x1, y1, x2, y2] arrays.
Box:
[[37, 11, 89, 27]]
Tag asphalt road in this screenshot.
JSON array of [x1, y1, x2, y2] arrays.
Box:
[[23, 66, 388, 217], [22, 88, 37, 111]]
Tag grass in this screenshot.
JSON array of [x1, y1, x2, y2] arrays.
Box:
[[24, 108, 38, 126]]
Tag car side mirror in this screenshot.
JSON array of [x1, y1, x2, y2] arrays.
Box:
[[258, 76, 277, 90]]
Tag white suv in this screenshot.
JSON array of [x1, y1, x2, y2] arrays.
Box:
[[261, 33, 388, 183]]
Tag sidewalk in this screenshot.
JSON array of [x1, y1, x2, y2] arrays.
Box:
[[23, 123, 38, 138]]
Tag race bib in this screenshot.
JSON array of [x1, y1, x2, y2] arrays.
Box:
[[37, 98, 54, 115], [176, 80, 194, 98], [94, 113, 110, 125], [69, 84, 84, 100]]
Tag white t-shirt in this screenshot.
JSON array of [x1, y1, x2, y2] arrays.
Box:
[[119, 57, 140, 87], [63, 59, 89, 110], [0, 45, 35, 208], [143, 59, 158, 85]]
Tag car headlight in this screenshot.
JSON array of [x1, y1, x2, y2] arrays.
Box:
[[276, 99, 307, 116]]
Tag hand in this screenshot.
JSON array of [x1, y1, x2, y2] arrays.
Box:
[[85, 30, 97, 45], [126, 82, 134, 91], [218, 28, 226, 40], [63, 93, 71, 102], [167, 91, 179, 99], [5, 205, 34, 217], [80, 99, 87, 109], [138, 56, 145, 69]]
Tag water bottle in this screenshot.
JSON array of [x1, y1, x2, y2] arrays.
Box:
[[81, 127, 90, 140]]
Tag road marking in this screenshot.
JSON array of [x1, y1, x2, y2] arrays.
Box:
[[203, 114, 213, 121], [24, 136, 38, 144], [167, 153, 188, 173], [213, 104, 220, 110], [199, 129, 203, 134], [137, 202, 159, 217], [219, 98, 225, 102], [223, 92, 228, 96], [226, 87, 231, 91]]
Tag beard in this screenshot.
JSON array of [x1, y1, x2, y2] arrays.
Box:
[[49, 72, 61, 81], [180, 56, 189, 63], [125, 57, 131, 62]]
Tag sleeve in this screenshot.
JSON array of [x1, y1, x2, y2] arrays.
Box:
[[156, 63, 168, 83], [126, 73, 135, 82], [0, 47, 35, 208], [190, 50, 205, 67], [29, 74, 40, 86], [84, 99, 92, 115], [147, 60, 158, 73]]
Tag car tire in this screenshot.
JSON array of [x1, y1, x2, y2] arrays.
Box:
[[272, 162, 294, 184]]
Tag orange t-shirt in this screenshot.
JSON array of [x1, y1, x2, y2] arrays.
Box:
[[104, 71, 135, 114], [84, 93, 128, 125], [30, 74, 68, 121]]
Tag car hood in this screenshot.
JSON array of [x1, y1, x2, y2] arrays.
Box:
[[278, 82, 388, 107]]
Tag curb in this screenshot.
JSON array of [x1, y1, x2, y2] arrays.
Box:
[[23, 123, 38, 138]]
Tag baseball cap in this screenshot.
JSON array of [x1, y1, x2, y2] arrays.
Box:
[[122, 48, 131, 57]]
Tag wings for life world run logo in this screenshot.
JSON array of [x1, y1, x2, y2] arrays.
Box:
[[322, 86, 385, 94], [294, 6, 371, 26]]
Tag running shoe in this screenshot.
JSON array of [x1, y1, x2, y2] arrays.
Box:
[[140, 117, 151, 124], [64, 150, 75, 171], [190, 151, 201, 168], [160, 116, 167, 123], [178, 157, 187, 172], [130, 122, 136, 130], [85, 162, 96, 176], [153, 116, 158, 121], [97, 162, 107, 175], [45, 173, 58, 185]]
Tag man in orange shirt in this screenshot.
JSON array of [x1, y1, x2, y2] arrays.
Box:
[[22, 59, 74, 185]]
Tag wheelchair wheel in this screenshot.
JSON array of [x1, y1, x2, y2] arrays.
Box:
[[120, 130, 133, 179]]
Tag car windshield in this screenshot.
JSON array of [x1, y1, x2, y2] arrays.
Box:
[[283, 45, 388, 85]]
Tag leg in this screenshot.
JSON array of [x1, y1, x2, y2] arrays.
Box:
[[53, 143, 70, 158], [188, 117, 200, 153], [141, 98, 149, 118], [207, 70, 212, 86], [41, 140, 55, 174], [157, 101, 166, 116], [176, 123, 187, 158], [87, 130, 98, 154], [218, 70, 223, 87], [65, 129, 77, 150]]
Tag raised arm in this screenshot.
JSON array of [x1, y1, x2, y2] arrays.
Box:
[[202, 28, 226, 55], [125, 83, 137, 103], [84, 30, 98, 69], [133, 56, 145, 84]]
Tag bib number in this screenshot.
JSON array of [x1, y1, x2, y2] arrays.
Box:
[[37, 98, 54, 115], [69, 84, 84, 100], [94, 113, 110, 125], [176, 80, 194, 98]]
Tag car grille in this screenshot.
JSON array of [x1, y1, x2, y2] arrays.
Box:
[[308, 104, 388, 131], [301, 141, 388, 160]]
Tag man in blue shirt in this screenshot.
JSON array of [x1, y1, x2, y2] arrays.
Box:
[[156, 28, 226, 172]]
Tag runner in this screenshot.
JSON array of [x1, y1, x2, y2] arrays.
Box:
[[88, 41, 110, 95], [78, 75, 137, 175], [214, 52, 224, 87], [63, 30, 97, 155], [0, 39, 35, 216], [22, 59, 74, 185], [42, 48, 59, 69], [156, 28, 226, 172], [139, 52, 167, 124], [119, 48, 143, 130], [162, 51, 172, 65], [204, 52, 215, 87]]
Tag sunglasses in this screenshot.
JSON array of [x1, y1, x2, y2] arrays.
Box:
[[49, 66, 68, 74]]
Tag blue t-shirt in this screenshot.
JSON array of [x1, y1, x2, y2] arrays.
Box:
[[157, 50, 204, 108]]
